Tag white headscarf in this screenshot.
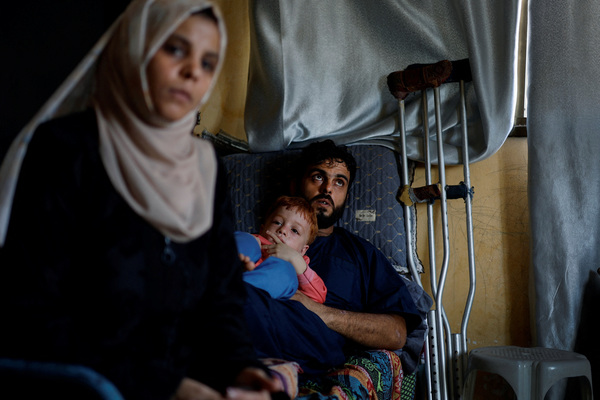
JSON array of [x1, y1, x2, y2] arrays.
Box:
[[0, 0, 228, 245]]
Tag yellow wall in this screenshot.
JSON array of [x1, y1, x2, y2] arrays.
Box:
[[414, 138, 531, 349], [202, 1, 532, 350], [198, 0, 251, 141]]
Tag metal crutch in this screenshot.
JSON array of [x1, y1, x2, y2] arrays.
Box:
[[389, 59, 476, 400], [392, 66, 452, 400], [426, 67, 477, 400], [425, 66, 477, 400], [396, 94, 439, 400]]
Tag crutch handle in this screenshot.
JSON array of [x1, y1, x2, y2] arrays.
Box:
[[386, 58, 472, 99], [397, 182, 474, 206], [387, 60, 452, 99], [397, 184, 442, 206]]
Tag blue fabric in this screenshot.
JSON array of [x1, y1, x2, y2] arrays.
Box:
[[234, 231, 262, 261], [243, 258, 298, 300], [0, 358, 124, 399], [243, 283, 347, 375], [308, 228, 420, 321], [235, 231, 299, 300]]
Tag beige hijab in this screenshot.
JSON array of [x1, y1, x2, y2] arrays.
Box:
[[0, 0, 227, 245]]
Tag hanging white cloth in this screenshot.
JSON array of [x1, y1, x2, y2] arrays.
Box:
[[528, 0, 600, 391], [244, 0, 520, 165]]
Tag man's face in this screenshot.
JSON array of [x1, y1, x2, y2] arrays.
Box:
[[298, 159, 350, 229]]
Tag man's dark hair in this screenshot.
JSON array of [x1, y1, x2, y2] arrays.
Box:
[[295, 140, 357, 187]]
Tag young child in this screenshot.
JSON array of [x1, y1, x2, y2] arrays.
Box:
[[235, 196, 327, 303]]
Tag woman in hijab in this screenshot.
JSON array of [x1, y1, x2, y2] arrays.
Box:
[[0, 1, 281, 399]]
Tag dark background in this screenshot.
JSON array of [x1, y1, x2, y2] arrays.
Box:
[[1, 1, 130, 160]]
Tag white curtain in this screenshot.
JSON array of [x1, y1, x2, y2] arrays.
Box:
[[528, 0, 600, 392], [244, 0, 520, 165]]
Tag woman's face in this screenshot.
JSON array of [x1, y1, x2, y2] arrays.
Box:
[[146, 14, 220, 122]]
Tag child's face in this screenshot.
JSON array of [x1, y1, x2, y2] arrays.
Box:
[[260, 206, 311, 255]]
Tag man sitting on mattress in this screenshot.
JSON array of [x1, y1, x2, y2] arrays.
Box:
[[243, 140, 431, 376]]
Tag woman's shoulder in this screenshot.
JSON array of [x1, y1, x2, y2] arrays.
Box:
[[22, 109, 103, 184], [32, 108, 98, 148]]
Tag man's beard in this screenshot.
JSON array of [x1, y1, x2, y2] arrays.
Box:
[[310, 194, 346, 229]]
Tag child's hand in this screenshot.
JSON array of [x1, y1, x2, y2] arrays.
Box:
[[239, 253, 256, 271], [263, 231, 297, 261], [263, 231, 307, 274]]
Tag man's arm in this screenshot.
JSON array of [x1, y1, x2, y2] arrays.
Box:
[[291, 292, 407, 350]]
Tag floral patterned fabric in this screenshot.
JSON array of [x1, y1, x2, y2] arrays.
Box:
[[266, 350, 416, 400]]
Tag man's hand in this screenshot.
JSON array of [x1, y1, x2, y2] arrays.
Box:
[[291, 292, 407, 350]]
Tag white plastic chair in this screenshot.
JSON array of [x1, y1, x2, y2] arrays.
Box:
[[462, 346, 593, 399]]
